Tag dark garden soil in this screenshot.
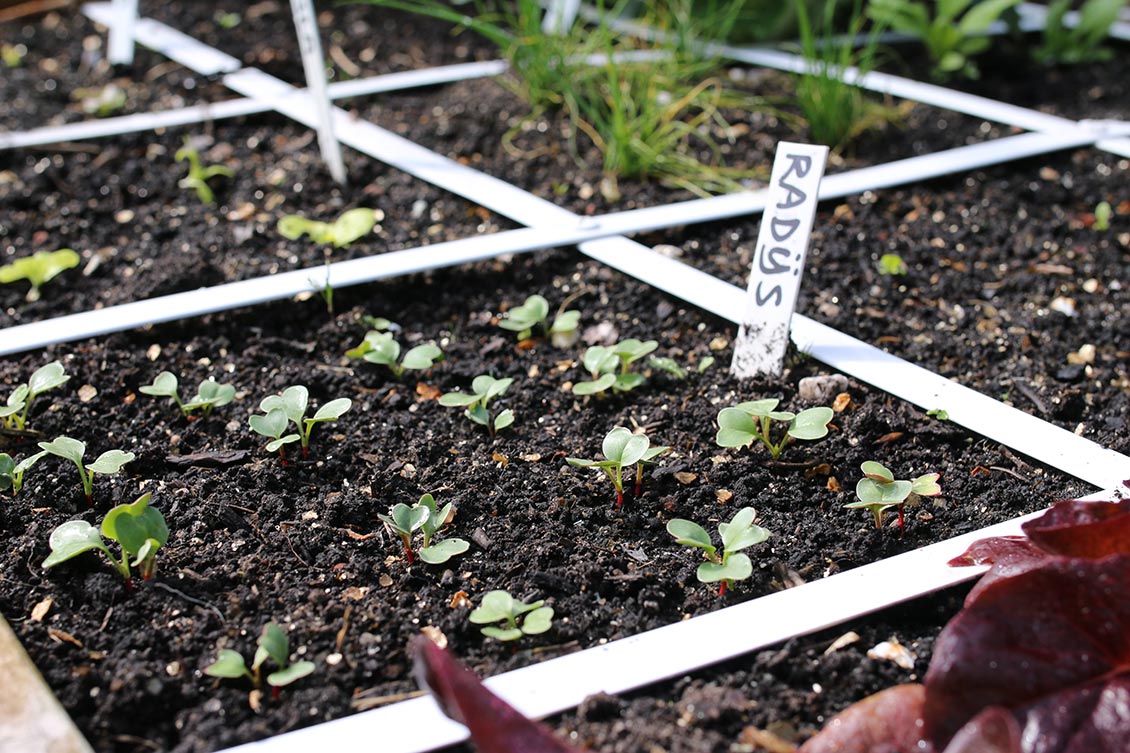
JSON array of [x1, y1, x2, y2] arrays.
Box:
[[0, 4, 1124, 753]]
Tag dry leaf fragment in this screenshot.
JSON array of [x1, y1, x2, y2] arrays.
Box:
[[78, 384, 97, 402], [832, 392, 853, 412], [248, 689, 263, 714], [416, 383, 442, 401], [804, 463, 832, 479], [342, 586, 370, 602], [520, 453, 542, 462], [674, 472, 697, 485], [737, 726, 798, 753], [1066, 343, 1096, 364], [30, 597, 53, 622], [826, 476, 841, 492], [874, 431, 903, 445], [492, 452, 509, 466], [378, 574, 394, 588], [867, 638, 916, 669], [823, 631, 860, 655], [343, 529, 376, 541], [715, 489, 733, 504], [970, 465, 992, 476], [420, 626, 448, 649], [47, 628, 83, 648], [449, 590, 471, 608]]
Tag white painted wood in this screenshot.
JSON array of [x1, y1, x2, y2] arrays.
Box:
[[731, 142, 828, 377], [543, 0, 581, 34], [107, 0, 138, 65], [289, 0, 347, 184]]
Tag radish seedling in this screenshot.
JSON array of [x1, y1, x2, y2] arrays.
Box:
[[498, 294, 581, 347], [37, 436, 134, 506], [845, 460, 941, 530], [0, 450, 45, 495], [573, 338, 658, 396], [346, 330, 443, 379], [139, 371, 235, 418], [566, 426, 669, 507], [469, 590, 554, 642], [278, 207, 381, 248], [378, 493, 469, 565], [0, 249, 80, 302], [439, 375, 515, 436], [175, 138, 233, 204], [667, 507, 770, 595], [204, 622, 315, 700], [42, 492, 168, 588], [0, 361, 70, 431], [248, 385, 351, 463], [716, 398, 833, 460]]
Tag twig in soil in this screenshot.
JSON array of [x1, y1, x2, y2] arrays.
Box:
[[151, 582, 224, 621], [350, 689, 427, 711], [764, 459, 822, 472], [98, 607, 113, 633], [990, 465, 1028, 483], [335, 605, 352, 654], [111, 735, 162, 752], [997, 445, 1034, 473], [1014, 381, 1049, 415], [529, 640, 580, 656], [0, 0, 74, 23], [279, 522, 311, 567]]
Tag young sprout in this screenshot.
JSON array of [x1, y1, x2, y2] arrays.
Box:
[[667, 507, 770, 596], [468, 590, 554, 641], [716, 399, 833, 460], [378, 493, 470, 565], [139, 371, 235, 418], [42, 492, 168, 589], [877, 253, 908, 275], [1093, 201, 1112, 231], [573, 338, 658, 396], [926, 408, 950, 421], [248, 386, 351, 463], [38, 436, 135, 506], [0, 450, 45, 495], [345, 330, 443, 378], [844, 461, 942, 530], [0, 249, 80, 302], [176, 138, 234, 204], [438, 375, 515, 436], [204, 622, 315, 700], [498, 294, 581, 347], [278, 208, 381, 248], [0, 361, 70, 430], [566, 426, 669, 507], [73, 83, 126, 116]]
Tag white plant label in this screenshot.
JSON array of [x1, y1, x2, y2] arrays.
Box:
[[289, 0, 347, 184], [108, 0, 138, 65], [543, 0, 582, 34], [730, 142, 828, 377]]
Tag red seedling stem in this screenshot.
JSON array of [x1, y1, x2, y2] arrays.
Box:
[[404, 545, 416, 564], [616, 488, 624, 508], [718, 581, 727, 596], [272, 685, 281, 702], [279, 448, 288, 467]]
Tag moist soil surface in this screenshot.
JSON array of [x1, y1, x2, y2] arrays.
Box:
[[0, 4, 1124, 753]]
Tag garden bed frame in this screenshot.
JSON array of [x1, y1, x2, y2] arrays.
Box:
[[2, 3, 1128, 752]]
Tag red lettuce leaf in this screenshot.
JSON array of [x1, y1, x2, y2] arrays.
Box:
[[942, 707, 1021, 753], [924, 554, 1130, 750], [1020, 498, 1130, 559], [413, 637, 587, 753], [797, 684, 935, 753]]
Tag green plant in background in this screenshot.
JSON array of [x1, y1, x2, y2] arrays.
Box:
[[378, 493, 470, 565], [567, 426, 669, 507], [1093, 200, 1113, 231], [345, 323, 443, 378], [42, 493, 168, 588], [667, 506, 770, 595], [0, 249, 80, 302], [176, 138, 234, 204], [867, 0, 1023, 79], [679, 0, 828, 43], [716, 399, 833, 460], [573, 338, 658, 396], [926, 407, 950, 421], [468, 589, 554, 641], [0, 451, 45, 495], [498, 293, 582, 347], [38, 436, 135, 506], [139, 372, 235, 418], [0, 361, 70, 431], [877, 253, 908, 275], [438, 375, 515, 436], [844, 460, 941, 530], [1034, 0, 1125, 65], [72, 84, 126, 116], [248, 386, 352, 463], [1, 43, 27, 68], [794, 0, 897, 149], [214, 10, 242, 29], [278, 208, 382, 248], [204, 622, 315, 699]]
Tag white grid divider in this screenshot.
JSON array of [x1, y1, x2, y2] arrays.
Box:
[[4, 6, 1126, 751], [107, 0, 138, 65], [218, 485, 1125, 753]]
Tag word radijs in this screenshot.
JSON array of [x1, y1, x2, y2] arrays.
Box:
[[139, 371, 235, 418], [43, 492, 168, 588], [573, 338, 658, 396], [278, 208, 381, 248], [176, 138, 234, 204], [248, 386, 351, 463], [439, 375, 514, 436], [0, 249, 80, 302], [716, 398, 833, 460], [345, 320, 443, 378], [1, 361, 69, 431], [38, 435, 135, 506], [204, 622, 315, 700], [498, 294, 581, 348], [845, 460, 941, 530], [379, 493, 470, 565], [667, 506, 771, 595], [566, 426, 669, 507], [469, 590, 554, 642]]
